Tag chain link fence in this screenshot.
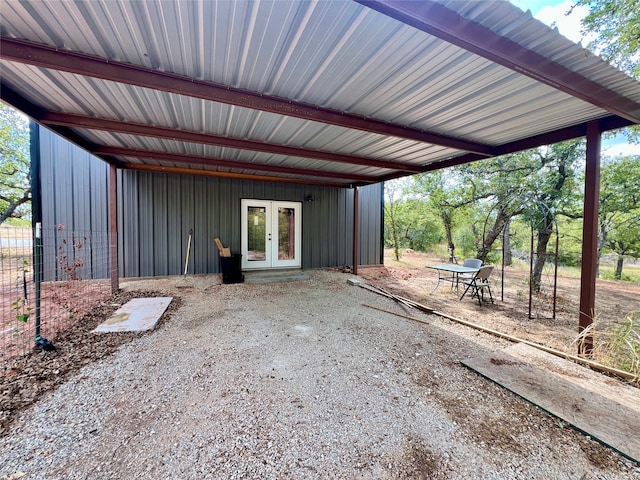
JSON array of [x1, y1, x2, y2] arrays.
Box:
[[1, 225, 113, 374]]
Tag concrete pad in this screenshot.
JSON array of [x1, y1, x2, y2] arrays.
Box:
[[244, 269, 310, 284], [93, 297, 173, 333], [462, 343, 640, 463]]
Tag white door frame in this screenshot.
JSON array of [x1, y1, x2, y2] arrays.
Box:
[[241, 199, 302, 270]]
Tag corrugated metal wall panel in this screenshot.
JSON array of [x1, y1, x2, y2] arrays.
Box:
[[152, 174, 169, 275], [39, 126, 110, 280], [166, 175, 183, 275], [358, 183, 383, 266], [118, 171, 381, 277], [179, 175, 195, 277], [138, 173, 154, 276], [120, 169, 140, 277], [39, 126, 382, 278], [89, 159, 110, 278]]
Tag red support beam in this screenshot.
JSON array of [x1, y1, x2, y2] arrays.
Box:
[[41, 111, 421, 173], [353, 187, 360, 275], [0, 37, 495, 156], [127, 163, 347, 188], [93, 146, 378, 184], [359, 0, 640, 124], [376, 115, 634, 182], [578, 121, 601, 355], [109, 164, 119, 293]]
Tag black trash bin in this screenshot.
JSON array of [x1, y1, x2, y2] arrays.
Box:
[[220, 253, 244, 284]]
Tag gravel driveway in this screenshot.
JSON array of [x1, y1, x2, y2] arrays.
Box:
[[2, 270, 638, 479]]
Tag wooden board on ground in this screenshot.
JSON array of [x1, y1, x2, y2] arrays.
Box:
[[462, 343, 640, 463]]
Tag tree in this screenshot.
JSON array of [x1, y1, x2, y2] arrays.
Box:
[[607, 213, 640, 279], [384, 179, 406, 261], [598, 156, 640, 277], [526, 141, 583, 290], [410, 170, 466, 262], [396, 199, 441, 252], [577, 0, 640, 78], [0, 102, 31, 225], [456, 153, 530, 262], [409, 142, 582, 273], [576, 0, 640, 142]]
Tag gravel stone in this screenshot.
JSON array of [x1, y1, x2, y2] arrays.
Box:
[[1, 270, 639, 479]]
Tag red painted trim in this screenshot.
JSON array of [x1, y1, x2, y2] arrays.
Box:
[[578, 121, 601, 355], [353, 187, 359, 274], [41, 111, 422, 173], [358, 1, 640, 124], [126, 163, 348, 188], [94, 146, 377, 183], [0, 37, 495, 155]]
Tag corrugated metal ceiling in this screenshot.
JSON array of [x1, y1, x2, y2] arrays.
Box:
[[1, 0, 638, 187]]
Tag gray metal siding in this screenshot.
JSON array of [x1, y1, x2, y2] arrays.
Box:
[[39, 126, 110, 280], [38, 126, 382, 278], [358, 183, 383, 266], [118, 171, 382, 277]]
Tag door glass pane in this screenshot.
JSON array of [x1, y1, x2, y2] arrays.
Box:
[[247, 206, 266, 261], [278, 207, 295, 260]]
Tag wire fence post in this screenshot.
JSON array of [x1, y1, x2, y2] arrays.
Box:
[[34, 222, 42, 340]]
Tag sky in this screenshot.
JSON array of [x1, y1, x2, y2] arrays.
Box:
[[510, 0, 591, 44], [509, 0, 637, 158]]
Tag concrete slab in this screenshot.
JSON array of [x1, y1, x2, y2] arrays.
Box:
[[243, 269, 310, 284], [462, 343, 640, 463], [93, 297, 173, 333]]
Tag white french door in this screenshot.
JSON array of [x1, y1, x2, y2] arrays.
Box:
[[241, 199, 302, 270]]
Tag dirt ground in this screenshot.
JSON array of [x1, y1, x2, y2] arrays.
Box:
[[0, 290, 182, 436], [358, 250, 640, 357], [1, 270, 638, 479]]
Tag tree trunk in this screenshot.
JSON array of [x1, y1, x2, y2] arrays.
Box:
[[532, 221, 553, 293], [0, 189, 31, 225], [441, 211, 456, 263], [503, 216, 513, 266], [391, 221, 400, 261], [615, 254, 624, 280], [475, 207, 510, 263], [596, 220, 608, 279]]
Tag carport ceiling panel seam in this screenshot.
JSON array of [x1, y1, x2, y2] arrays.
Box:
[[0, 37, 496, 156], [357, 0, 640, 124], [38, 111, 424, 173]]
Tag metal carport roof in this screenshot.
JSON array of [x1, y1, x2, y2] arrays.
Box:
[[1, 0, 638, 188]]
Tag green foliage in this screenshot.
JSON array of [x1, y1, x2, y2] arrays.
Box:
[[597, 156, 640, 277], [576, 0, 640, 142], [600, 267, 640, 283], [384, 179, 442, 257], [0, 102, 31, 225], [556, 217, 584, 267], [398, 199, 442, 251], [577, 0, 640, 78], [11, 296, 32, 323], [384, 147, 638, 283], [453, 226, 476, 258], [3, 217, 31, 227]]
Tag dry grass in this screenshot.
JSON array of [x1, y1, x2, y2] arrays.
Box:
[[574, 313, 640, 383]]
